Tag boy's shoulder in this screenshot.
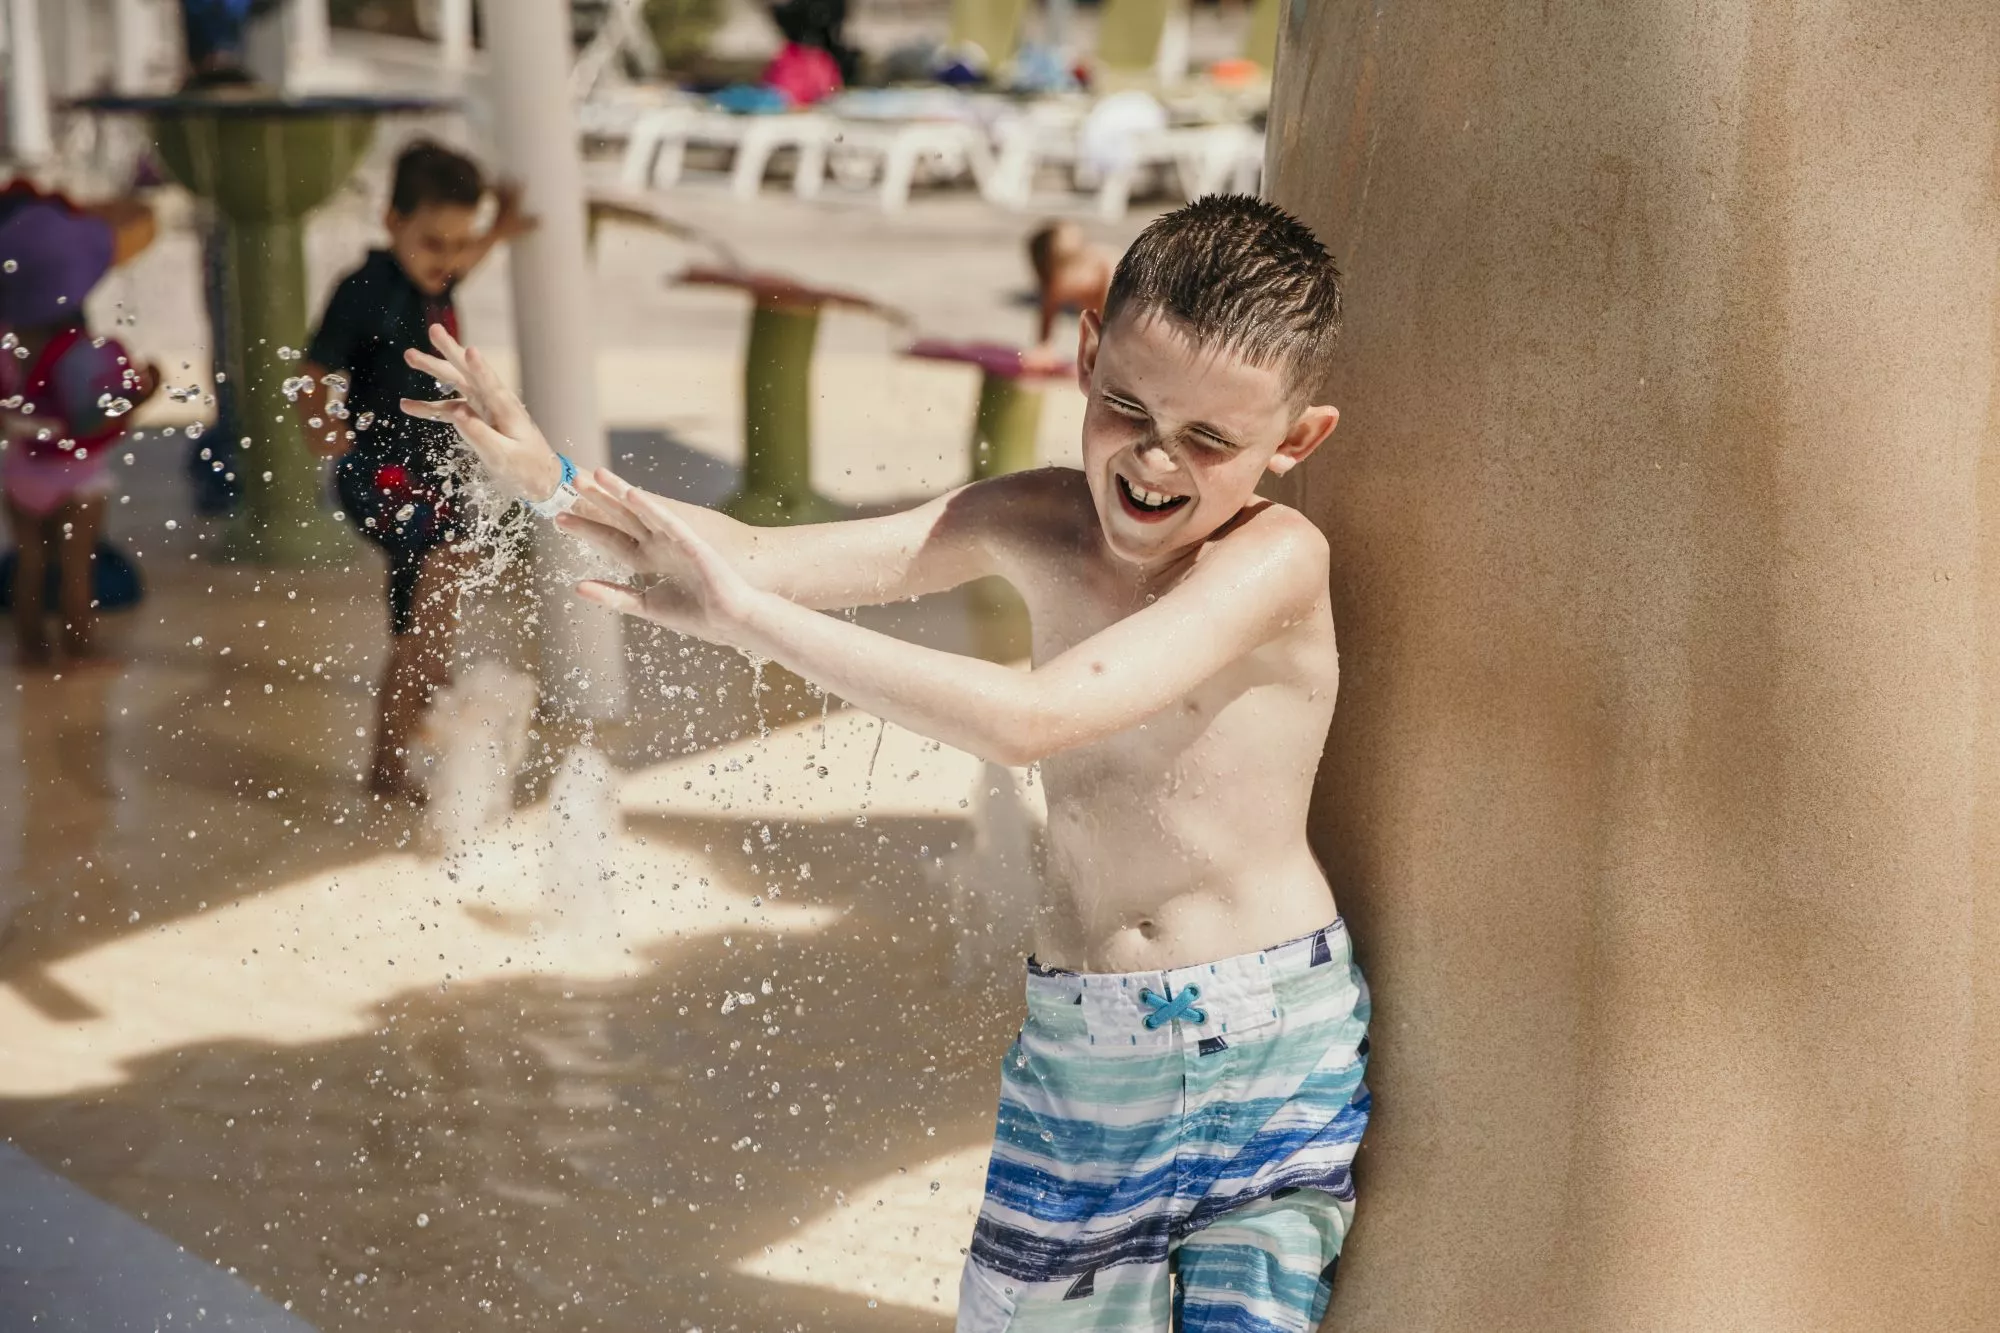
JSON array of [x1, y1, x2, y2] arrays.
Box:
[[958, 466, 1094, 539], [1200, 499, 1330, 590]]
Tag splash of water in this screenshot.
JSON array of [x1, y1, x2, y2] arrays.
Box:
[[419, 662, 538, 854], [542, 744, 622, 945]]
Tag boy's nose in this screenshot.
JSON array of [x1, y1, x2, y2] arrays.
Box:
[[1136, 439, 1181, 470]]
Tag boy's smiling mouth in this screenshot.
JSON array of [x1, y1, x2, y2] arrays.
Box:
[[1115, 473, 1192, 520]]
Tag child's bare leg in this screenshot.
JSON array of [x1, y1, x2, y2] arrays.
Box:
[[6, 498, 53, 665], [55, 497, 105, 660], [369, 542, 474, 797], [371, 634, 427, 797]]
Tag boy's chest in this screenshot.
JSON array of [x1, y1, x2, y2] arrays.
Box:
[[353, 297, 456, 398]]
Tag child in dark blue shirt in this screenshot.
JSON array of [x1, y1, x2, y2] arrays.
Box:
[[299, 140, 531, 799]]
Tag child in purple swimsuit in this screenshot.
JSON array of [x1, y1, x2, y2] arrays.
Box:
[[0, 189, 158, 667]]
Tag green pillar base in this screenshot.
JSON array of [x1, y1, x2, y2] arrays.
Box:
[[152, 109, 377, 567], [950, 0, 1029, 68], [723, 300, 837, 527], [1245, 0, 1282, 69], [720, 486, 840, 527], [1096, 0, 1176, 72], [968, 575, 1032, 663], [970, 373, 1044, 482]]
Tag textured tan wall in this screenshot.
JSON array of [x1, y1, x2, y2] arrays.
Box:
[[1265, 4, 2000, 1329]]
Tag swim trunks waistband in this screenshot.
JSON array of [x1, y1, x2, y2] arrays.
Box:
[[1020, 919, 1357, 1049]]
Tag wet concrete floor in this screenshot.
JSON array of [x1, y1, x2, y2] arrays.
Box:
[[0, 435, 1038, 1330]]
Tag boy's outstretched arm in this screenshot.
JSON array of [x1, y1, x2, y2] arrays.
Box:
[[576, 478, 1328, 767], [455, 181, 537, 279], [399, 325, 1000, 608]]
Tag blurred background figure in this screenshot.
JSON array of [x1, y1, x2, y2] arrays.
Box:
[[0, 185, 159, 667], [1026, 217, 1112, 349], [769, 0, 857, 86], [179, 0, 279, 85], [298, 139, 534, 800]]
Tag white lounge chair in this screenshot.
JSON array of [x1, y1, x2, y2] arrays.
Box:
[[620, 105, 837, 200], [817, 118, 996, 212]]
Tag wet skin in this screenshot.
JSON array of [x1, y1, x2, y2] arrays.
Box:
[[402, 310, 1342, 974]]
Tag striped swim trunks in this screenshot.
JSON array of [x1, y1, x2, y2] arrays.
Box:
[[959, 920, 1371, 1332]]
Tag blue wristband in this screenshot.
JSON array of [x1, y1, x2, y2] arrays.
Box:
[[528, 453, 579, 518]]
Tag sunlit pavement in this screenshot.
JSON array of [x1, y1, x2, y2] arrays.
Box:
[[0, 391, 1046, 1327]]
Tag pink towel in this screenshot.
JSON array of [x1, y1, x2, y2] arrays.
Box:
[[763, 42, 842, 107]]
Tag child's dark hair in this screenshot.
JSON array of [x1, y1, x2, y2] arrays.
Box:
[[390, 139, 485, 216], [1103, 195, 1342, 395]]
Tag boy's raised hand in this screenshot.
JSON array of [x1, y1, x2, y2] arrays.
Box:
[[489, 180, 539, 242], [400, 323, 563, 501], [568, 470, 757, 643]]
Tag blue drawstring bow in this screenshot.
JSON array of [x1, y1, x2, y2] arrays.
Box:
[[1140, 983, 1206, 1029]]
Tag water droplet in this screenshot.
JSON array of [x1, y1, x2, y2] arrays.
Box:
[[416, 1213, 430, 1228], [185, 421, 204, 439], [3, 259, 16, 273]]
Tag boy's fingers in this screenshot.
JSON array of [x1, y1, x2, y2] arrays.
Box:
[[404, 348, 464, 386], [585, 469, 666, 534], [428, 322, 468, 364], [456, 414, 517, 459], [571, 489, 649, 543], [575, 579, 646, 615], [554, 513, 641, 563], [401, 397, 510, 460], [464, 345, 515, 405], [624, 486, 701, 546], [399, 395, 460, 423]]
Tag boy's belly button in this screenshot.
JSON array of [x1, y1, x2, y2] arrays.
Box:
[[1136, 918, 1159, 940]]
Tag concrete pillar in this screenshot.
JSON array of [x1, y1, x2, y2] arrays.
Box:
[[438, 0, 474, 78], [39, 0, 98, 101], [110, 0, 153, 93], [4, 0, 52, 163], [484, 0, 627, 721], [287, 0, 331, 79], [1265, 4, 2000, 1330]]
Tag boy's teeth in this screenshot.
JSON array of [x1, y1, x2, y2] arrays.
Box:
[[1123, 477, 1183, 509]]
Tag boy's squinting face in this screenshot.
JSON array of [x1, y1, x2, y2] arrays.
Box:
[[384, 203, 480, 296], [1077, 309, 1337, 568]]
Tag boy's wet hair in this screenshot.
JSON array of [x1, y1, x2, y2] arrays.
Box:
[[390, 139, 486, 216], [1103, 195, 1342, 396]]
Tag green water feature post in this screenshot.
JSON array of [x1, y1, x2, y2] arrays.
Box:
[[734, 297, 833, 526], [902, 338, 1074, 661], [971, 374, 1045, 482], [79, 95, 450, 566], [680, 266, 900, 528]]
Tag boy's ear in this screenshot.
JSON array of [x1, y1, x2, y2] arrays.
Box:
[[1076, 309, 1102, 395], [1266, 404, 1339, 477]]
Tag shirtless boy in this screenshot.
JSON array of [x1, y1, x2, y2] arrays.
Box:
[[404, 195, 1369, 1332], [1027, 217, 1115, 349]]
